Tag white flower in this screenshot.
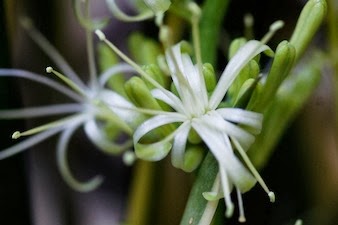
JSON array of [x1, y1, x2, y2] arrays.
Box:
[[0, 21, 141, 192], [133, 41, 275, 221]]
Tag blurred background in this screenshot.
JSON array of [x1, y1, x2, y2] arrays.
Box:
[[0, 0, 337, 225]]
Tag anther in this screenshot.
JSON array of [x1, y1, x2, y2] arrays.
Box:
[[12, 131, 21, 139], [268, 191, 276, 203], [46, 66, 53, 73]]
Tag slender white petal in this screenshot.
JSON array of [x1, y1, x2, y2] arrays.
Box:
[[134, 114, 185, 143], [57, 122, 104, 192], [133, 113, 185, 161], [99, 89, 142, 128], [216, 108, 263, 130], [99, 63, 135, 86], [0, 69, 82, 101], [151, 88, 187, 114], [209, 40, 272, 109], [171, 121, 191, 168], [0, 104, 83, 119], [219, 166, 235, 218], [84, 119, 132, 154], [192, 118, 257, 192], [205, 111, 256, 150]]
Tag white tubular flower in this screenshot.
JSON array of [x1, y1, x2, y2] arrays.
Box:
[[0, 21, 141, 192], [133, 41, 275, 221]]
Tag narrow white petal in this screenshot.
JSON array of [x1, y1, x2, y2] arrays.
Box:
[[171, 121, 191, 168], [219, 166, 235, 218], [134, 114, 185, 145], [209, 40, 271, 109], [57, 123, 104, 192], [0, 104, 83, 119], [133, 113, 186, 161], [216, 108, 263, 130], [99, 89, 143, 127], [192, 118, 256, 192], [0, 69, 82, 101], [151, 88, 187, 114], [99, 63, 135, 86], [84, 119, 132, 154]]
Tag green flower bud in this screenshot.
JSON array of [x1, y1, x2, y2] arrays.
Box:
[[124, 76, 162, 109], [290, 0, 327, 61], [182, 146, 205, 173], [248, 41, 296, 111], [228, 37, 247, 60], [202, 63, 216, 92]]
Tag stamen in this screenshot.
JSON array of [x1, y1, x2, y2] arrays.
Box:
[[244, 13, 254, 39], [11, 114, 88, 139], [95, 30, 172, 96], [46, 67, 88, 98], [19, 17, 86, 88], [236, 188, 246, 223], [261, 20, 284, 44], [232, 138, 275, 203]]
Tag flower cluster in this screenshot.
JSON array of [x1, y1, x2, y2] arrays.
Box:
[[0, 0, 327, 223]]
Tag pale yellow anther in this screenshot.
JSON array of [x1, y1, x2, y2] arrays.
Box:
[[12, 131, 21, 139], [268, 191, 276, 203], [46, 66, 53, 73]]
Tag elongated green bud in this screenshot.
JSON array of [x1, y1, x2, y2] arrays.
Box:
[[142, 64, 169, 89], [228, 60, 260, 104], [228, 37, 247, 60], [248, 41, 296, 111], [182, 146, 205, 172], [290, 0, 327, 61], [124, 76, 162, 109], [128, 32, 163, 65], [202, 63, 216, 92], [233, 78, 258, 108]]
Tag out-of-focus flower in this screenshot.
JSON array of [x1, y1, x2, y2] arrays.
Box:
[[0, 18, 142, 192]]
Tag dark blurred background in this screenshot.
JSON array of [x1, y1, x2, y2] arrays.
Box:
[[1, 0, 337, 225]]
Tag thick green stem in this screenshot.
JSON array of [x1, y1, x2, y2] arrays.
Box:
[[180, 153, 218, 225], [199, 0, 230, 65], [180, 0, 229, 224]]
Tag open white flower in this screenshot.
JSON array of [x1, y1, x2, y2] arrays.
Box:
[[0, 20, 141, 192], [132, 41, 276, 221]]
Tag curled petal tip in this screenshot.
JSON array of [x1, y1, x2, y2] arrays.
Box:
[[270, 20, 284, 32], [239, 216, 246, 223], [268, 191, 275, 202], [225, 203, 234, 218]]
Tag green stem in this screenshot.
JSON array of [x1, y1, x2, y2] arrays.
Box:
[[180, 0, 229, 224], [180, 153, 218, 225], [199, 0, 230, 64]]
